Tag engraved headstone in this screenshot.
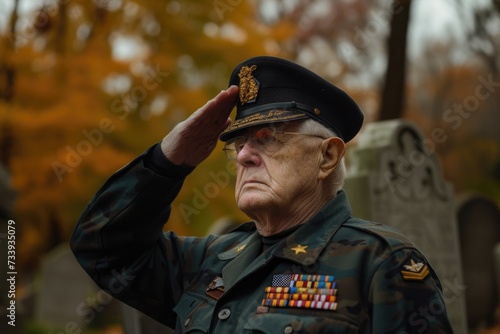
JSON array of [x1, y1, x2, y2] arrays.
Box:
[[344, 120, 467, 333], [458, 194, 500, 328]]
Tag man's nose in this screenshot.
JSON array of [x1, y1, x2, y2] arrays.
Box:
[[236, 140, 262, 167]]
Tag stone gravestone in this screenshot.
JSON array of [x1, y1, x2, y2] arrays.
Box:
[[344, 120, 467, 333], [458, 194, 500, 329], [35, 243, 119, 331]]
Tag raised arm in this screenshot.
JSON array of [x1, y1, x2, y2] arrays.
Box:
[[70, 86, 238, 326]]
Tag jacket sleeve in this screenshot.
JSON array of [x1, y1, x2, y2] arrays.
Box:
[[368, 248, 454, 333], [70, 144, 204, 328]]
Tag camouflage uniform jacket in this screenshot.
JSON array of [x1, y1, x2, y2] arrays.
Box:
[[71, 145, 453, 333]]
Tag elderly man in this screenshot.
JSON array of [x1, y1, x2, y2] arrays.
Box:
[[71, 56, 453, 333]]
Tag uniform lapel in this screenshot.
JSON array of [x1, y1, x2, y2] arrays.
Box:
[[272, 192, 352, 265], [220, 232, 262, 290]]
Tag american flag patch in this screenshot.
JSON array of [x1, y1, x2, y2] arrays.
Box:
[[272, 274, 292, 286]]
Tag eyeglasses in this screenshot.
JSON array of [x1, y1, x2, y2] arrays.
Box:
[[223, 126, 325, 160]]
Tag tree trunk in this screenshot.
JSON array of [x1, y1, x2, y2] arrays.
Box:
[[0, 0, 20, 168], [0, 0, 19, 102], [378, 0, 412, 121]]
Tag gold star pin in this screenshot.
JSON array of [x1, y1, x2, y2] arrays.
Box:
[[291, 244, 308, 255]]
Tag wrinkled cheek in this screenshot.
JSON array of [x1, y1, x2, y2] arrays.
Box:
[[234, 171, 244, 199], [234, 185, 245, 207]]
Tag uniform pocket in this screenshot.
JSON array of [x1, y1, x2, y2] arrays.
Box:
[[243, 312, 359, 334], [173, 291, 215, 333]]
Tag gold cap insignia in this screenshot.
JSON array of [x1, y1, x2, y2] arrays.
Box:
[[400, 259, 430, 281], [238, 65, 259, 104]]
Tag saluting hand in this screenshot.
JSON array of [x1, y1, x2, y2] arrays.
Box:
[[161, 85, 239, 167]]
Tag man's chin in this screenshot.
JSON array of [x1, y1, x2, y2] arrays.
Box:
[[237, 194, 269, 215]]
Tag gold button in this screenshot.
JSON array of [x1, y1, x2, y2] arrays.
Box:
[[314, 108, 320, 115]]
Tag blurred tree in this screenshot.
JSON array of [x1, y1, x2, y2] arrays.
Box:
[[0, 0, 19, 170], [406, 40, 500, 200], [0, 0, 295, 273], [0, 0, 18, 103], [467, 3, 499, 81], [459, 0, 500, 199], [255, 0, 426, 123]]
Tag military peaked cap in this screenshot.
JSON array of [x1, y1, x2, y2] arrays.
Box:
[[219, 56, 364, 143]]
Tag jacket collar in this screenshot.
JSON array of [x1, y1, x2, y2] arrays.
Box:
[[271, 190, 352, 266], [218, 191, 352, 265]]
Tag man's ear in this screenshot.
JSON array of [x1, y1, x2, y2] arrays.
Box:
[[318, 137, 346, 180]]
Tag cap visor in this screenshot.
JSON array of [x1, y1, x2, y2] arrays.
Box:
[[220, 109, 308, 142]]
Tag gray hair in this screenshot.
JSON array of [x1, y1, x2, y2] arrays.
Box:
[[297, 119, 346, 195]]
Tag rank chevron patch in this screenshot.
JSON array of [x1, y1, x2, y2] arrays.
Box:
[[400, 259, 430, 281]]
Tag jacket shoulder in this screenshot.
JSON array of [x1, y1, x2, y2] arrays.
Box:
[[341, 217, 416, 252]]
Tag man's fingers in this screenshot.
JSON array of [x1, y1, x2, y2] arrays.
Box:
[[190, 85, 238, 130], [224, 85, 239, 104], [221, 85, 239, 115], [205, 85, 239, 116]]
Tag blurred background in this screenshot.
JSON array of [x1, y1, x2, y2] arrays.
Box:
[[0, 0, 499, 333]]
